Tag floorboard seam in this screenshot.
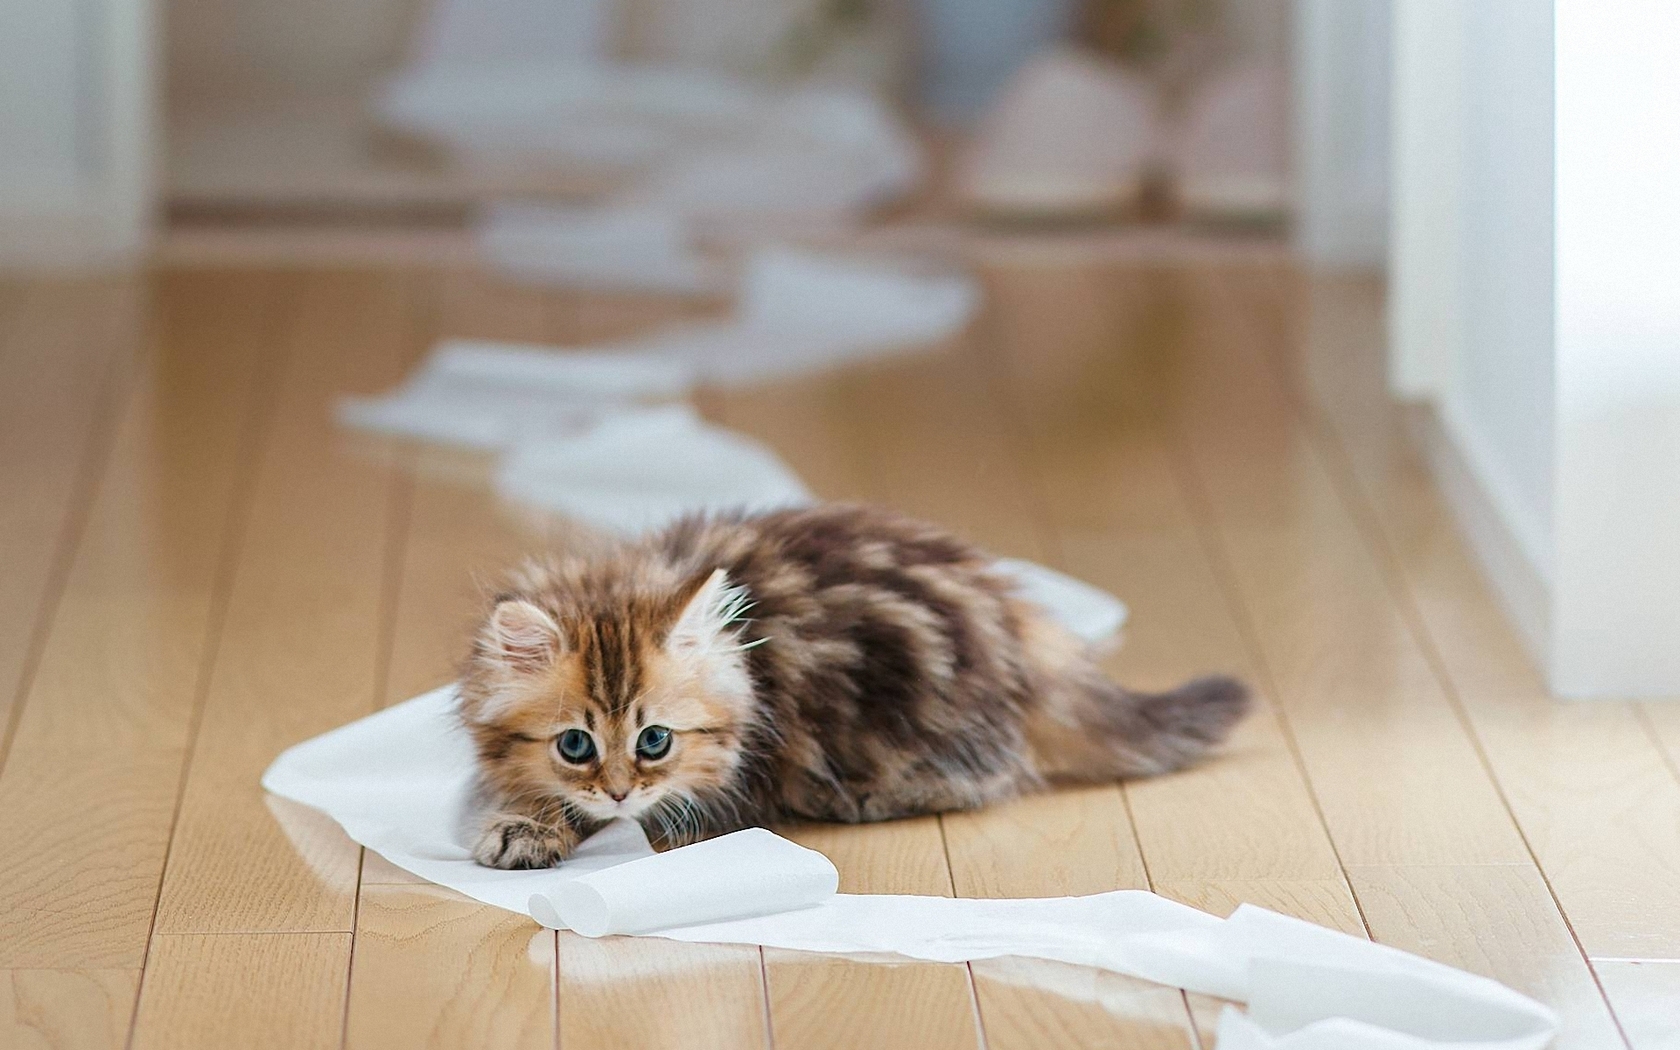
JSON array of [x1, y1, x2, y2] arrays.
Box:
[[1231, 265, 1635, 1049], [123, 277, 297, 1050], [0, 282, 145, 778]]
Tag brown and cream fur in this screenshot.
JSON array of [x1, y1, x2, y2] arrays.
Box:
[[459, 504, 1249, 869]]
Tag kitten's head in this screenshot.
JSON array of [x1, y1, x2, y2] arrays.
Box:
[[460, 566, 759, 828]]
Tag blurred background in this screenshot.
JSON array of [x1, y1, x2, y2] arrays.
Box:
[[2, 0, 1371, 254], [0, 0, 1675, 700]]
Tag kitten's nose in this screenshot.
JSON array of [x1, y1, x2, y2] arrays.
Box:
[[608, 790, 628, 802]]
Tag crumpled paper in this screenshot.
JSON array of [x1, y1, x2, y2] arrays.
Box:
[[377, 59, 924, 293], [338, 248, 978, 448], [337, 338, 692, 450], [493, 404, 814, 534], [263, 684, 1558, 1050], [476, 203, 727, 295]]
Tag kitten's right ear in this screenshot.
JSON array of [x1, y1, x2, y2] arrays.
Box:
[[480, 598, 562, 673]]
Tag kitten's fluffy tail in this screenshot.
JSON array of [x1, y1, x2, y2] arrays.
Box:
[[1028, 674, 1251, 782]]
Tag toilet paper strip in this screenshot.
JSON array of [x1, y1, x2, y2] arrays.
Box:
[[262, 685, 1556, 1049], [529, 828, 839, 937]]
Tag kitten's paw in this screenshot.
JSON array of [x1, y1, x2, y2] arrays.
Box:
[[473, 815, 574, 869]]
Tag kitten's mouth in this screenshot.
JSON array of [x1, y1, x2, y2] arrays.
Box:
[[581, 795, 655, 820]]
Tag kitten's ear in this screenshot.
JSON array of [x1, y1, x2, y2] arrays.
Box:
[[481, 598, 562, 672], [669, 568, 750, 653]]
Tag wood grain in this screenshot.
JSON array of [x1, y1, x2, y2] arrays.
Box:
[[768, 309, 1200, 1049], [714, 332, 995, 1050], [1595, 962, 1680, 1050], [346, 885, 554, 1050], [1251, 268, 1680, 962], [0, 279, 134, 743], [980, 264, 1355, 891], [153, 270, 421, 935], [335, 275, 566, 1042], [1161, 267, 1533, 869], [968, 957, 1196, 1050], [767, 954, 980, 1050], [0, 270, 288, 969], [0, 969, 138, 1050], [4, 256, 1674, 1047], [348, 274, 770, 1046], [131, 933, 350, 1050], [942, 786, 1147, 899], [557, 937, 768, 1050], [1348, 865, 1626, 1050]]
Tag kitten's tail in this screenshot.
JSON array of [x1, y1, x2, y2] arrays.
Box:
[[1027, 673, 1251, 782]]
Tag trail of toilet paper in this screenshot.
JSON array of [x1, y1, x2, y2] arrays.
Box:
[[338, 247, 979, 449], [493, 403, 815, 532], [262, 683, 1558, 1049], [340, 348, 1127, 647]]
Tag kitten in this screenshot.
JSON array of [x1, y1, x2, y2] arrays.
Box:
[[459, 504, 1249, 869]]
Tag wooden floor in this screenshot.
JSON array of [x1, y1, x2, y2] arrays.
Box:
[[2, 252, 1677, 1050]]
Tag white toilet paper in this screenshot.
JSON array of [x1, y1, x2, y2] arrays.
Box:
[[476, 203, 727, 295], [994, 557, 1128, 649], [337, 248, 980, 451], [493, 404, 815, 532], [262, 685, 1559, 1050], [337, 338, 693, 449], [530, 828, 838, 936]]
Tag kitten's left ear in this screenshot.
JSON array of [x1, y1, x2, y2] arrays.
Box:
[[669, 568, 751, 653], [481, 598, 562, 673]]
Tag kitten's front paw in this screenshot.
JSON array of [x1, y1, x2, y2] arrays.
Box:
[[473, 815, 575, 869]]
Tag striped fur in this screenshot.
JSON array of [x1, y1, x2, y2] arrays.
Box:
[[459, 504, 1250, 869]]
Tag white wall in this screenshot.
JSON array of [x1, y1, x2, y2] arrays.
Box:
[[1386, 0, 1461, 397], [1391, 0, 1680, 698], [1441, 0, 1557, 583], [0, 0, 84, 213], [1292, 0, 1391, 269], [0, 0, 155, 266], [1552, 0, 1680, 697]]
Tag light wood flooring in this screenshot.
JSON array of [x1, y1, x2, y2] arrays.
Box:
[[1, 252, 1677, 1049]]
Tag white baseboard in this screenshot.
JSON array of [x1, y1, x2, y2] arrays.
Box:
[[1409, 403, 1551, 671]]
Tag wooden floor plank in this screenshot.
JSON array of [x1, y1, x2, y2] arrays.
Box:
[[1165, 264, 1629, 1040], [762, 316, 1195, 1048], [979, 260, 1373, 1048], [346, 885, 554, 1050], [347, 275, 762, 1048], [557, 937, 768, 1050], [714, 341, 1004, 1050], [1156, 267, 1533, 870], [849, 300, 1210, 1050], [378, 271, 562, 711], [0, 270, 289, 971], [1255, 269, 1680, 962], [4, 255, 1666, 1049], [344, 273, 569, 1038], [1349, 865, 1626, 1050], [1639, 705, 1680, 775], [1595, 961, 1680, 1050], [0, 279, 135, 747], [531, 282, 777, 1050], [131, 933, 350, 1050], [981, 262, 1362, 912], [153, 270, 422, 936], [1, 969, 138, 1050]]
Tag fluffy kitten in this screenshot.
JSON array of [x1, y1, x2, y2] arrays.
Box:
[[459, 504, 1249, 869]]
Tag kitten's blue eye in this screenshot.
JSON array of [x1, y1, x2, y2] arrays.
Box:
[[636, 725, 672, 760], [556, 729, 596, 764]]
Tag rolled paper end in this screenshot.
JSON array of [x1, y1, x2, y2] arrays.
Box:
[[527, 892, 565, 931], [528, 828, 838, 937], [552, 882, 614, 938]]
